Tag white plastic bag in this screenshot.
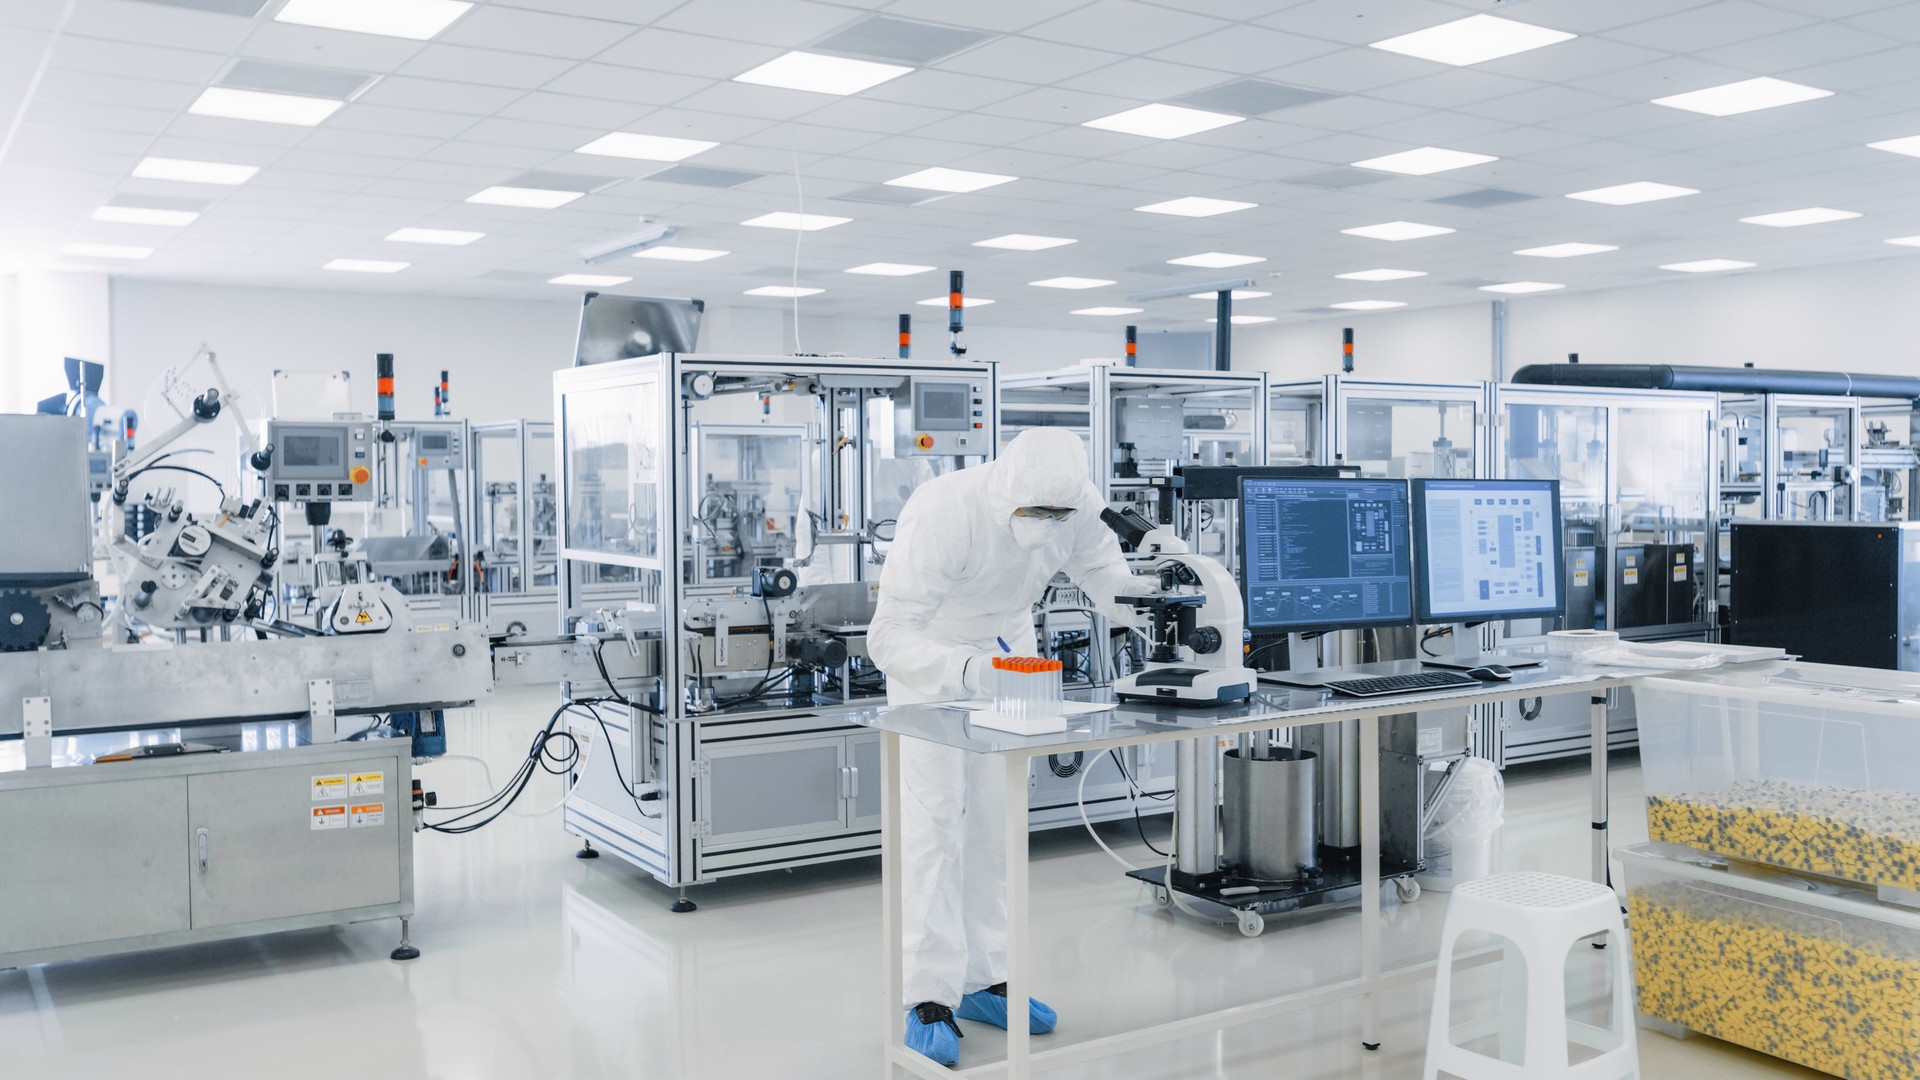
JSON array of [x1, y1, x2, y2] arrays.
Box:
[[1420, 757, 1505, 892]]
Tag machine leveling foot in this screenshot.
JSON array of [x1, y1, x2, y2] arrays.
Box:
[[391, 917, 420, 961], [670, 890, 697, 914], [1362, 1042, 1381, 1052], [576, 839, 600, 860]]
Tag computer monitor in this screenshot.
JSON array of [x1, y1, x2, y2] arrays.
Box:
[[1412, 478, 1565, 623], [1239, 476, 1414, 634]]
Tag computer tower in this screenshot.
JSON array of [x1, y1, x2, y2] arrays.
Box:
[[1729, 522, 1919, 670]]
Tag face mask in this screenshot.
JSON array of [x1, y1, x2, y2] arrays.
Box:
[[1010, 515, 1061, 551]]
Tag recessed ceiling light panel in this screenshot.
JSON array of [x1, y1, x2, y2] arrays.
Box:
[[1331, 300, 1406, 310], [92, 206, 198, 226], [745, 285, 824, 297], [467, 186, 583, 209], [1566, 181, 1698, 205], [1740, 207, 1860, 227], [1868, 135, 1920, 159], [132, 157, 258, 185], [637, 246, 729, 262], [1480, 281, 1563, 294], [1652, 77, 1831, 117], [733, 50, 911, 96], [1351, 146, 1497, 176], [386, 227, 483, 245], [1370, 14, 1575, 67], [846, 262, 934, 276], [1886, 237, 1920, 249], [741, 211, 851, 231], [1515, 242, 1618, 258], [1135, 196, 1256, 218], [1188, 289, 1270, 300], [1072, 307, 1143, 316], [1206, 315, 1276, 324], [1030, 277, 1116, 290], [275, 0, 471, 40], [1083, 103, 1244, 140], [189, 86, 343, 126], [60, 242, 151, 259], [325, 258, 409, 273], [576, 132, 718, 162], [1337, 268, 1426, 281], [550, 273, 630, 286], [1169, 251, 1264, 268], [1342, 221, 1454, 241], [974, 234, 1075, 251], [1661, 259, 1756, 272], [885, 167, 1016, 193]]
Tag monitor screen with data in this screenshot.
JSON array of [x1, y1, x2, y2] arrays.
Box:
[[1240, 476, 1414, 634], [1412, 478, 1564, 623]]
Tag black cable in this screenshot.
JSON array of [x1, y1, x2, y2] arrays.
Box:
[[591, 636, 665, 715], [422, 701, 581, 832], [1107, 751, 1172, 855], [578, 701, 661, 819], [1107, 748, 1172, 801], [1419, 626, 1452, 658], [1243, 639, 1290, 670], [76, 600, 105, 617], [126, 463, 226, 496]]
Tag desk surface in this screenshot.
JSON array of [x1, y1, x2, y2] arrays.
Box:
[[844, 658, 1652, 756]]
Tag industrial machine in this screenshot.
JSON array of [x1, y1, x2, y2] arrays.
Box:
[[1100, 507, 1251, 705], [1728, 521, 1920, 670], [471, 420, 558, 636]]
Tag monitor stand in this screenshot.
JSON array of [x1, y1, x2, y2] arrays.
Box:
[[1256, 630, 1353, 688], [1420, 622, 1543, 671]]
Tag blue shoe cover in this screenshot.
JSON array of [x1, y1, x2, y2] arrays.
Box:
[[956, 984, 1057, 1034], [906, 1002, 961, 1066]]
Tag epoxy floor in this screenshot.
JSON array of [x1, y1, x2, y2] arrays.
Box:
[[2, 686, 1824, 1079]]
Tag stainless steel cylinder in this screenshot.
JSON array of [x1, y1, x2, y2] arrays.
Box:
[[1174, 737, 1220, 876], [1301, 720, 1362, 852], [1222, 748, 1318, 881]]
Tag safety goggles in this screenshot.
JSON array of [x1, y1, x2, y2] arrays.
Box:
[[1012, 506, 1077, 521]]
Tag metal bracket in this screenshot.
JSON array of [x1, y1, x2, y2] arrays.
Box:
[[308, 678, 339, 742], [714, 612, 731, 666], [22, 696, 52, 769]]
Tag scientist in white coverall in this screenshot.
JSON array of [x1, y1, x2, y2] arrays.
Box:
[[869, 427, 1145, 1066]]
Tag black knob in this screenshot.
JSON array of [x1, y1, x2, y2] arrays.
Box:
[[452, 643, 467, 657], [1189, 626, 1222, 655]]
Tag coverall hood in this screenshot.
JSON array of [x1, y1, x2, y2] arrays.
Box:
[[984, 428, 1100, 528]]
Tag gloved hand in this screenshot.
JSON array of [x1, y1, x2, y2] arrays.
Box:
[[962, 653, 998, 698]]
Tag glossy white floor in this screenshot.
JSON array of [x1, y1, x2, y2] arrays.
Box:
[[1, 687, 1824, 1080]]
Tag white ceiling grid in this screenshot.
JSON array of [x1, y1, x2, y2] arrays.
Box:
[[2, 0, 1919, 328]]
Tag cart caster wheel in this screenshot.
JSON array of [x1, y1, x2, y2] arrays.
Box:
[[1152, 886, 1173, 910], [1395, 878, 1422, 903], [1236, 911, 1265, 938], [1362, 1041, 1381, 1052]]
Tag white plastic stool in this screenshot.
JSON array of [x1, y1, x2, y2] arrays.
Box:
[[1423, 872, 1639, 1080]]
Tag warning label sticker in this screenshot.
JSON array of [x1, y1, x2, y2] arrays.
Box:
[[351, 772, 385, 796], [350, 803, 386, 828], [312, 775, 348, 801], [311, 805, 348, 831]]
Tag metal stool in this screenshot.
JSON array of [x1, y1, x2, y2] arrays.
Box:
[[1423, 872, 1639, 1080]]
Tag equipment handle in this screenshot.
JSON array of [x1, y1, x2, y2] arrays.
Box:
[[196, 827, 209, 873]]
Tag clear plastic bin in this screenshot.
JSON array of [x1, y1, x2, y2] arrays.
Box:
[[1636, 665, 1920, 896], [1621, 842, 1920, 1080]]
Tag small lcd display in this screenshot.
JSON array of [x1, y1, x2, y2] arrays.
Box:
[[914, 383, 969, 429], [420, 433, 451, 452], [283, 433, 343, 468]]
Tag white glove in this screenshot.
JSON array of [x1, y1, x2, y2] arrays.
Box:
[[962, 653, 997, 697]]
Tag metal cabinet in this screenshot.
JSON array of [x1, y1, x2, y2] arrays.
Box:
[[848, 731, 882, 830], [0, 776, 191, 955], [700, 733, 849, 848], [187, 757, 402, 927]]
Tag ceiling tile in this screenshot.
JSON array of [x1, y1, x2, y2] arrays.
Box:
[[654, 0, 864, 46], [399, 44, 578, 89], [1263, 46, 1435, 94], [460, 116, 608, 151], [1056, 58, 1232, 101], [1601, 1, 1817, 52], [1024, 1, 1228, 53], [876, 0, 1098, 34], [538, 63, 710, 106], [495, 91, 650, 129], [354, 75, 525, 116], [488, 0, 684, 23], [591, 28, 783, 77], [329, 103, 477, 139], [937, 37, 1126, 85], [1259, 0, 1482, 45], [1149, 26, 1342, 74], [63, 0, 255, 50], [236, 21, 426, 72], [35, 67, 200, 110], [437, 7, 640, 59]]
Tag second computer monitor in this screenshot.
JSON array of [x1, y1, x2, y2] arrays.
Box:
[[1412, 478, 1565, 623], [1240, 476, 1414, 634]]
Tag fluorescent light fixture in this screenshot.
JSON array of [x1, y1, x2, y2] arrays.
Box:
[[1886, 236, 1920, 248], [733, 50, 910, 96], [1083, 103, 1244, 140], [1661, 259, 1756, 272], [467, 186, 582, 209], [1868, 135, 1920, 158], [886, 167, 1016, 193], [550, 273, 630, 286], [1342, 221, 1454, 241], [275, 0, 471, 40], [189, 87, 342, 126], [1480, 281, 1563, 294], [1130, 277, 1254, 302], [1169, 252, 1264, 269], [1515, 242, 1618, 258], [1206, 315, 1276, 325], [324, 258, 409, 273], [1652, 77, 1831, 117], [1370, 14, 1575, 66], [918, 296, 994, 308], [1331, 300, 1407, 310], [974, 233, 1075, 251], [846, 262, 934, 276], [741, 211, 850, 231], [59, 242, 150, 259], [1135, 196, 1256, 218], [386, 227, 483, 245], [1188, 289, 1270, 300], [1030, 276, 1116, 290], [1741, 207, 1861, 227], [1337, 268, 1427, 281], [1351, 146, 1497, 176], [576, 132, 718, 162], [1566, 181, 1698, 205], [745, 285, 824, 298], [1072, 307, 1143, 316], [582, 222, 677, 263], [92, 206, 197, 227], [131, 157, 257, 185], [637, 246, 729, 262]]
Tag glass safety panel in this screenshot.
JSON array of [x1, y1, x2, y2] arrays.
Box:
[[1615, 405, 1712, 632], [563, 378, 661, 563], [474, 426, 524, 594], [528, 426, 558, 586], [1773, 403, 1854, 521], [1341, 395, 1476, 479], [690, 425, 807, 582], [1268, 387, 1324, 466], [1504, 400, 1608, 630]]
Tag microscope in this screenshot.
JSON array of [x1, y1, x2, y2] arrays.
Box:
[[1101, 507, 1253, 704]]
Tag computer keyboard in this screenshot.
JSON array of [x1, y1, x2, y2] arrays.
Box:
[[1322, 671, 1481, 698]]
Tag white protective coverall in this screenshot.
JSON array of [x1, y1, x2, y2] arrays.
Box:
[[869, 427, 1144, 1008]]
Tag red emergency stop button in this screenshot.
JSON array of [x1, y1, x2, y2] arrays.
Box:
[[915, 433, 935, 450], [350, 465, 371, 484]]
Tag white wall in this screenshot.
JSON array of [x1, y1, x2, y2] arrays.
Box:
[[0, 271, 111, 413], [1234, 302, 1496, 386]]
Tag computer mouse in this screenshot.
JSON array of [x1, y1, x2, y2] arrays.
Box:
[[1465, 664, 1513, 681]]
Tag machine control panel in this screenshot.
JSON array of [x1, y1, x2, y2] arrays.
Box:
[[414, 428, 464, 470], [896, 377, 988, 456], [265, 420, 374, 503]]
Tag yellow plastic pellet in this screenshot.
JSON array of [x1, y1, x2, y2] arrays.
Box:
[[1647, 781, 1920, 892]]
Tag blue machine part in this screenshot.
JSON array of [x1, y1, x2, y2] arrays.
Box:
[[389, 710, 448, 758]]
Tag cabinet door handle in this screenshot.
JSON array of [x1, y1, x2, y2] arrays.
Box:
[[847, 764, 860, 800], [196, 828, 209, 873]]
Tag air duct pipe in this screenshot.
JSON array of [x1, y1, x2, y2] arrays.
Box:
[[1510, 363, 1920, 401]]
